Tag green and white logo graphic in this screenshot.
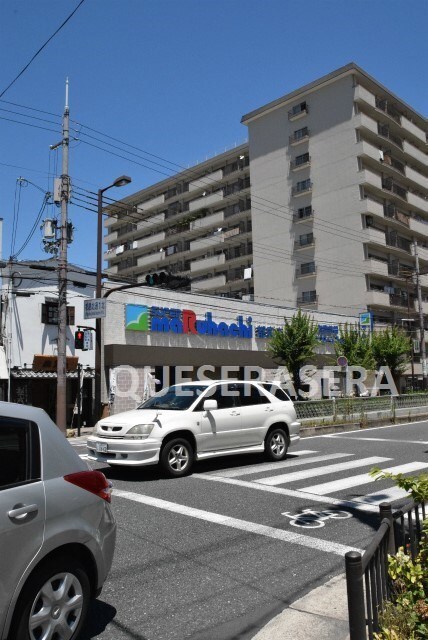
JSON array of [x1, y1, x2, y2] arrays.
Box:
[[125, 305, 149, 331]]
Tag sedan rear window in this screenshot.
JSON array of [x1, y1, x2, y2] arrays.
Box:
[[259, 383, 290, 401]]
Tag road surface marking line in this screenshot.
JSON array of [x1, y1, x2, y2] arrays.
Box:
[[212, 453, 351, 478], [302, 462, 428, 495], [79, 454, 89, 459], [323, 435, 428, 444], [194, 474, 379, 513], [353, 486, 409, 506], [256, 456, 390, 486], [303, 420, 428, 439], [113, 488, 361, 557]]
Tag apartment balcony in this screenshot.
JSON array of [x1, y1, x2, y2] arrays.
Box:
[[191, 274, 227, 292], [296, 294, 318, 307], [294, 238, 315, 250], [104, 229, 118, 244], [105, 265, 118, 276], [288, 102, 309, 121], [188, 169, 223, 194], [190, 210, 225, 231], [363, 258, 389, 278], [137, 251, 166, 269], [385, 233, 412, 254], [375, 98, 401, 125], [190, 233, 224, 252], [359, 168, 383, 191], [401, 116, 426, 145], [360, 198, 384, 220], [188, 191, 224, 212], [289, 129, 310, 146], [354, 85, 377, 109], [382, 177, 407, 200], [296, 266, 317, 278], [420, 274, 428, 288], [377, 124, 403, 150], [366, 290, 390, 307], [357, 139, 382, 163], [389, 294, 415, 310], [409, 215, 428, 236], [290, 156, 311, 171], [355, 112, 378, 136], [136, 193, 165, 213], [416, 245, 428, 263], [190, 253, 226, 274], [384, 204, 410, 227], [422, 301, 428, 315], [406, 165, 428, 191], [292, 181, 313, 197], [134, 231, 166, 251], [403, 139, 428, 168], [137, 211, 165, 229], [293, 208, 314, 223], [361, 226, 386, 246], [407, 191, 428, 214]]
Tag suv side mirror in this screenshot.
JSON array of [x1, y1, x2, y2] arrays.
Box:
[[203, 399, 218, 412]]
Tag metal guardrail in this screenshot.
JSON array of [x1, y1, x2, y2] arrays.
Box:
[[294, 393, 428, 421], [345, 500, 427, 639]]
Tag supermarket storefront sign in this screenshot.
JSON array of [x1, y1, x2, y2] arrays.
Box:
[[125, 304, 275, 339]]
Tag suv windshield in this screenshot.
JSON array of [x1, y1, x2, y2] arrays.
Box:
[[138, 385, 209, 411]]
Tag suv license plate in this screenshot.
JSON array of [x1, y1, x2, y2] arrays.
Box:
[[96, 442, 108, 453]]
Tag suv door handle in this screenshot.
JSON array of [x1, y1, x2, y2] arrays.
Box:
[[264, 406, 274, 412], [8, 504, 39, 520], [230, 411, 240, 416]]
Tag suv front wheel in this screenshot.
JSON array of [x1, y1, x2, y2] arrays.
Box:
[[265, 427, 289, 461], [160, 438, 194, 477]]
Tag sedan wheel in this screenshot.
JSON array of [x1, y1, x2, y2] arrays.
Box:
[[12, 557, 90, 640], [161, 438, 194, 477], [265, 428, 289, 461]]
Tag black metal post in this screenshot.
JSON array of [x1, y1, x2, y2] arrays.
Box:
[[379, 503, 395, 554], [345, 550, 367, 640]]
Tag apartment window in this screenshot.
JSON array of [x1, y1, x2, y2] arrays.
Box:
[[299, 232, 314, 247], [290, 126, 309, 143], [295, 152, 310, 167], [41, 302, 75, 326], [297, 206, 313, 219], [296, 179, 312, 193], [301, 290, 317, 303], [288, 101, 308, 118], [117, 222, 137, 237], [223, 162, 239, 176], [301, 261, 316, 275]]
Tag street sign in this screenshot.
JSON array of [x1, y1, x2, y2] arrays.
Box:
[[337, 355, 348, 367], [359, 312, 373, 331], [84, 298, 106, 319], [83, 330, 93, 351]]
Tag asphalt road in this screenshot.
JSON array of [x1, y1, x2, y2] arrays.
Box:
[[71, 419, 428, 640]]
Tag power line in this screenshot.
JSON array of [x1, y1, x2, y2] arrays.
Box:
[[0, 0, 87, 99]]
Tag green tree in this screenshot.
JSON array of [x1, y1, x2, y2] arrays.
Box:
[[371, 326, 411, 388], [267, 310, 320, 394], [334, 323, 375, 369]]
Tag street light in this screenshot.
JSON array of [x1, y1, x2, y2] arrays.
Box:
[[95, 175, 131, 422]]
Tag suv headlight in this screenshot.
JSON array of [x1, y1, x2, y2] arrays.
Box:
[[125, 423, 155, 439]]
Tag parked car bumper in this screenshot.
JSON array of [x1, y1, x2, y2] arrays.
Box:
[[87, 437, 161, 466]]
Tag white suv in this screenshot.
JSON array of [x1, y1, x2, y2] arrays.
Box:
[[87, 380, 300, 477]]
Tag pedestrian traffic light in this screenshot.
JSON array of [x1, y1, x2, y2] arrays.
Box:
[[75, 330, 85, 350]]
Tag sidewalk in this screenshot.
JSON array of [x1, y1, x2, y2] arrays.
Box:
[[252, 574, 350, 640]]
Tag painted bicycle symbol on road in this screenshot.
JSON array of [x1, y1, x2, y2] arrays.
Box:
[[282, 508, 352, 528]]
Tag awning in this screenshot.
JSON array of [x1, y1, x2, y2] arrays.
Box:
[[0, 346, 8, 379]]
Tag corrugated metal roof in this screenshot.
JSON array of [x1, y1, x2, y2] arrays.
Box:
[[11, 368, 94, 379]]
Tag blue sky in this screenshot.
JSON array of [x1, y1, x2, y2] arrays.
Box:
[[1, 0, 427, 271]]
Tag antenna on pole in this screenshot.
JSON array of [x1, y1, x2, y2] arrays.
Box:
[[65, 77, 69, 112]]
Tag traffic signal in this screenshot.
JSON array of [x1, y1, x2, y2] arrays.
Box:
[[145, 272, 191, 290], [74, 330, 85, 350], [145, 272, 167, 287]]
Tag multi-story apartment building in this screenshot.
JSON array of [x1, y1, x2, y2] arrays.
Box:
[[242, 63, 428, 325], [104, 145, 253, 301], [103, 63, 428, 329]]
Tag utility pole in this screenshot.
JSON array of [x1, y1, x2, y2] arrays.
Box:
[[56, 80, 70, 434], [413, 240, 427, 390]]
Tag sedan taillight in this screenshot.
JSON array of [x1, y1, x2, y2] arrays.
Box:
[[64, 470, 112, 503]]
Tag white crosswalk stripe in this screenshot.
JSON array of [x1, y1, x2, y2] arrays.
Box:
[[212, 452, 351, 478], [352, 486, 409, 506], [256, 456, 390, 486], [302, 462, 428, 496]]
